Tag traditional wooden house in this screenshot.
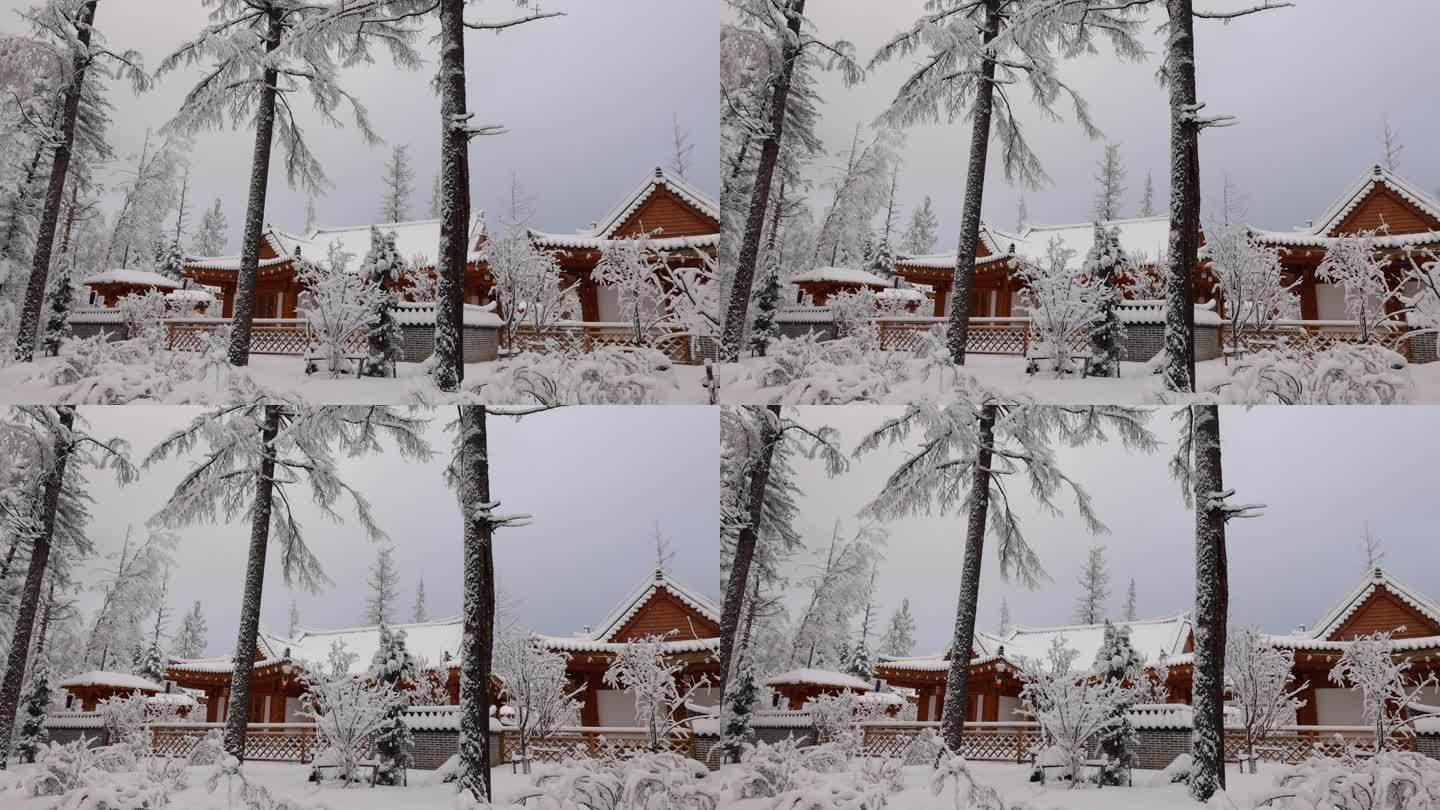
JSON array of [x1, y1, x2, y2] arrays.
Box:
[[167, 568, 720, 730], [787, 268, 895, 307], [81, 269, 183, 306], [1265, 567, 1440, 726], [764, 669, 876, 710], [58, 671, 165, 712], [875, 613, 1195, 723], [533, 568, 721, 727], [179, 167, 719, 327], [1246, 165, 1440, 322]]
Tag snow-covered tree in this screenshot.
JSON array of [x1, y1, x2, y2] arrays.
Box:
[[789, 522, 886, 669], [1123, 579, 1137, 622], [412, 577, 428, 623], [40, 268, 74, 358], [872, 0, 1142, 365], [604, 632, 709, 751], [1018, 637, 1128, 786], [145, 398, 430, 762], [718, 653, 759, 763], [365, 546, 400, 626], [295, 240, 387, 376], [357, 227, 404, 377], [134, 637, 165, 685], [1359, 524, 1385, 573], [492, 629, 581, 774], [1329, 628, 1440, 750], [1016, 238, 1107, 377], [483, 229, 576, 352], [998, 597, 1012, 636], [747, 266, 782, 357], [15, 656, 50, 764], [302, 640, 404, 787], [592, 233, 675, 347], [1082, 223, 1127, 377], [1206, 222, 1299, 357], [0, 406, 136, 767], [902, 196, 939, 255], [846, 570, 879, 681], [1227, 625, 1305, 773], [1138, 172, 1156, 218], [1073, 545, 1110, 624], [378, 144, 415, 223], [1316, 227, 1402, 344], [1171, 403, 1260, 801], [287, 599, 300, 639], [719, 405, 846, 694], [158, 0, 418, 367], [857, 397, 1156, 751], [1136, 652, 1171, 705], [879, 599, 917, 658], [1379, 115, 1403, 173], [172, 601, 207, 659], [83, 527, 175, 672], [669, 112, 693, 179], [193, 198, 227, 257], [304, 196, 318, 233], [104, 129, 188, 270], [1092, 143, 1127, 221], [812, 125, 903, 268], [368, 623, 417, 785], [1093, 621, 1142, 785]]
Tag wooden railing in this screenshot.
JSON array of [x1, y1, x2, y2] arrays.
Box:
[[876, 317, 1093, 356], [496, 727, 696, 764], [165, 318, 368, 356], [1222, 727, 1415, 764], [148, 723, 337, 763], [1219, 321, 1412, 359], [505, 323, 694, 364], [861, 721, 1042, 762]]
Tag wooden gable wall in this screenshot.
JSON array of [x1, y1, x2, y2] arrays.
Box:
[[1330, 588, 1440, 641], [615, 187, 718, 239], [612, 588, 720, 642], [1332, 186, 1440, 237]]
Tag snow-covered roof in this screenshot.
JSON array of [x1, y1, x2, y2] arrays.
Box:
[[1300, 568, 1440, 643], [586, 568, 719, 644], [875, 287, 926, 302], [165, 288, 216, 303], [183, 256, 293, 272], [81, 269, 183, 290], [587, 166, 719, 240], [272, 213, 489, 274], [525, 231, 719, 252], [1306, 164, 1440, 238], [764, 669, 874, 692], [990, 216, 1172, 268], [260, 616, 467, 676], [58, 671, 165, 693], [986, 613, 1192, 669], [897, 252, 1012, 270], [1246, 228, 1440, 250], [876, 654, 951, 674], [789, 267, 894, 287], [168, 656, 287, 675]]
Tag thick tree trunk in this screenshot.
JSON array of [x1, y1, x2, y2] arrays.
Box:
[[430, 0, 471, 392], [457, 405, 496, 802], [718, 0, 805, 362], [939, 403, 996, 751], [13, 3, 95, 362], [945, 0, 999, 365], [1161, 0, 1201, 393], [1189, 403, 1228, 801], [719, 404, 781, 697], [223, 404, 280, 761], [227, 8, 282, 367], [0, 406, 74, 768]]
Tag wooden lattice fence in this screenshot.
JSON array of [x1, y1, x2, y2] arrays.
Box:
[[1222, 727, 1414, 764], [165, 319, 366, 356], [861, 722, 1042, 763], [876, 318, 1088, 356], [149, 723, 340, 763]]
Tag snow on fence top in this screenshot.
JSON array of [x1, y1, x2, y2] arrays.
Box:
[[789, 267, 893, 288], [68, 307, 126, 324], [1118, 300, 1222, 327], [1128, 703, 1194, 729], [58, 671, 165, 693], [81, 269, 183, 289], [764, 669, 875, 692], [391, 300, 503, 328], [45, 712, 104, 729], [775, 306, 834, 324]]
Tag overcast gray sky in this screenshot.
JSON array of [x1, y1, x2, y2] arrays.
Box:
[[801, 0, 1440, 247], [777, 405, 1440, 657], [73, 405, 718, 658], [0, 0, 718, 251]]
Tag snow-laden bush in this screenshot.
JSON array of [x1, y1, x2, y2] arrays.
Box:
[[806, 692, 889, 761], [930, 754, 1008, 810], [1214, 345, 1411, 405], [99, 693, 153, 759], [1015, 237, 1107, 378], [27, 739, 137, 798], [206, 751, 331, 810], [724, 738, 847, 799], [746, 333, 900, 404], [302, 640, 406, 787], [475, 346, 678, 405], [1255, 750, 1440, 810], [514, 750, 718, 810], [830, 288, 881, 352], [1152, 752, 1193, 786], [1017, 637, 1129, 787], [117, 290, 172, 354], [35, 329, 236, 404], [297, 240, 388, 376]]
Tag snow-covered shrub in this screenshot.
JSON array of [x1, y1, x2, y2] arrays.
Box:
[[206, 751, 329, 810], [1329, 629, 1440, 749], [358, 227, 405, 377], [1092, 621, 1141, 785], [493, 629, 582, 774], [16, 657, 52, 762], [1083, 222, 1130, 377], [1227, 626, 1306, 773], [724, 738, 847, 799], [476, 346, 678, 405], [118, 290, 172, 354], [27, 740, 137, 798], [296, 240, 387, 376], [1017, 637, 1128, 786], [368, 623, 418, 785], [302, 640, 407, 787], [42, 268, 76, 357], [517, 750, 718, 810], [930, 753, 1008, 810], [485, 229, 579, 353], [592, 232, 676, 347], [1255, 750, 1440, 810], [806, 692, 887, 761], [98, 693, 152, 759], [747, 333, 899, 404], [1204, 222, 1299, 357], [602, 631, 710, 750], [1215, 345, 1411, 405], [1015, 237, 1106, 377], [1316, 227, 1404, 343], [34, 332, 228, 405], [829, 288, 880, 352]]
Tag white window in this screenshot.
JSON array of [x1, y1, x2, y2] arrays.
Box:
[[1313, 687, 1365, 726], [595, 689, 637, 727]]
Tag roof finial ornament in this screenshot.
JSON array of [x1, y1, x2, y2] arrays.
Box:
[[654, 166, 664, 178], [1374, 163, 1384, 175], [1374, 566, 1385, 580]]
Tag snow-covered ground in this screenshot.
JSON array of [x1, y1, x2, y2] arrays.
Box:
[[718, 352, 1440, 405], [0, 352, 710, 405], [0, 757, 1297, 809]]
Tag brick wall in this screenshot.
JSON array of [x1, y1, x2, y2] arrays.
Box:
[[1418, 733, 1440, 760], [1133, 728, 1192, 770], [777, 322, 836, 342], [1120, 324, 1165, 363], [1195, 324, 1221, 361], [70, 322, 128, 342], [45, 726, 108, 747], [1410, 332, 1437, 364], [397, 324, 499, 364]]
